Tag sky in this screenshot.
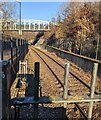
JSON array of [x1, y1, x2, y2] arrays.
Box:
[[16, 2, 63, 21]]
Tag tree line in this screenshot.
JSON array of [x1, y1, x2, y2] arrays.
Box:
[[43, 2, 101, 60], [0, 2, 101, 60]]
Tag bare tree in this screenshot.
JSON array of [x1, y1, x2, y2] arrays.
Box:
[[0, 2, 16, 36], [47, 2, 100, 59]]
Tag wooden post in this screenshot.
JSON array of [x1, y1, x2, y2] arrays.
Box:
[[88, 63, 98, 119], [34, 62, 40, 118], [63, 62, 70, 108]]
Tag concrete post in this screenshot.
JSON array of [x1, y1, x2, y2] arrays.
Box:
[[63, 62, 70, 108], [88, 63, 98, 119]]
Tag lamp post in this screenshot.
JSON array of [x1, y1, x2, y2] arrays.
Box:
[[16, 0, 22, 60], [16, 0, 22, 36], [19, 1, 22, 36]]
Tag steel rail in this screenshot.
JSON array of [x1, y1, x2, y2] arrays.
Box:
[[75, 103, 87, 119], [34, 47, 99, 95], [31, 47, 64, 88], [31, 46, 88, 119]]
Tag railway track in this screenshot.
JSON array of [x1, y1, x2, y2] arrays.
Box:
[[10, 45, 100, 119], [12, 47, 100, 119], [29, 46, 100, 119], [33, 46, 100, 94], [30, 46, 95, 95]]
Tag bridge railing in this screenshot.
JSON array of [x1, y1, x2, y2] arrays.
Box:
[[1, 19, 50, 31]]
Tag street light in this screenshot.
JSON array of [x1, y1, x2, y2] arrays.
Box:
[[19, 1, 22, 36], [16, 0, 22, 36], [16, 0, 22, 60]]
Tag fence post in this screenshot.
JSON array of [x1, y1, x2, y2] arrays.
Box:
[[10, 37, 14, 84], [20, 39, 22, 58], [19, 38, 21, 59], [21, 39, 23, 60], [0, 60, 10, 119], [23, 40, 25, 56], [26, 40, 28, 53], [88, 63, 98, 119], [18, 39, 19, 55], [63, 62, 70, 108], [16, 39, 18, 72], [0, 38, 3, 60], [34, 62, 40, 118], [0, 61, 2, 119], [10, 37, 13, 64]]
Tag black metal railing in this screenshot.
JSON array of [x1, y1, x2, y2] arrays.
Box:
[[0, 36, 28, 119]]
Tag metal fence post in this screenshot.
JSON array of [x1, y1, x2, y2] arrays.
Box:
[[18, 39, 20, 55], [21, 39, 22, 58], [10, 37, 13, 64], [16, 39, 18, 72], [63, 62, 70, 108], [23, 40, 25, 56], [0, 38, 3, 60], [34, 62, 40, 118], [19, 39, 21, 59], [26, 40, 28, 53], [88, 63, 98, 119], [10, 37, 14, 84], [0, 61, 2, 119], [0, 60, 10, 119]]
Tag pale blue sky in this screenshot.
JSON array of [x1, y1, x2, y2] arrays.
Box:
[[16, 2, 63, 21]]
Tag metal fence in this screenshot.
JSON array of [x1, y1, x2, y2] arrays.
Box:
[[0, 36, 28, 119]]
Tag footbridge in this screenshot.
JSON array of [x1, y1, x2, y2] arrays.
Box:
[[1, 19, 51, 31]]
